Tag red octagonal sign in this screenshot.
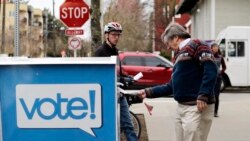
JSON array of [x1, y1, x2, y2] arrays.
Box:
[[60, 0, 90, 28]]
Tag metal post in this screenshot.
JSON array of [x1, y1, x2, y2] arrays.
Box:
[[74, 50, 77, 57], [14, 0, 20, 56], [53, 0, 55, 18], [52, 0, 56, 55]]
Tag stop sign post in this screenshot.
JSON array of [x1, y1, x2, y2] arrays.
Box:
[[60, 0, 89, 56], [68, 37, 82, 57], [60, 0, 90, 28]]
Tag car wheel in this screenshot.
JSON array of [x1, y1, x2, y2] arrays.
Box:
[[220, 77, 226, 92]]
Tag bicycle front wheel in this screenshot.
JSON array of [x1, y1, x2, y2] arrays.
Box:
[[130, 111, 141, 139]]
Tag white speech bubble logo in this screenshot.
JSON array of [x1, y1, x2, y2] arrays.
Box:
[[16, 84, 102, 136]]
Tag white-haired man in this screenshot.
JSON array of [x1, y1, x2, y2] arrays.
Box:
[[138, 23, 217, 141]]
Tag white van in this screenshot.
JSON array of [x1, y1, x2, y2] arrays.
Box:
[[215, 26, 250, 90]]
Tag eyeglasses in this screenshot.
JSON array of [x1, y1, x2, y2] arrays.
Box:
[[109, 33, 122, 37]]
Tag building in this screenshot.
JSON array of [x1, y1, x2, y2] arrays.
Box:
[[176, 0, 250, 40], [174, 0, 191, 33], [0, 1, 47, 57], [28, 6, 44, 57], [153, 0, 175, 53]]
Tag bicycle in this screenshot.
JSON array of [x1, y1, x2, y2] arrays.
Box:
[[117, 74, 143, 140], [125, 91, 142, 139]]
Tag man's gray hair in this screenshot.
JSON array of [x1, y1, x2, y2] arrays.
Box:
[[161, 23, 191, 44]]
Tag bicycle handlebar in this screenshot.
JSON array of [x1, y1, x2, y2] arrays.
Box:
[[117, 73, 143, 105], [117, 87, 138, 96], [118, 72, 143, 89]]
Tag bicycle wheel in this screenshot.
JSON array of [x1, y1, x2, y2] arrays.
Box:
[[130, 111, 141, 139], [120, 111, 141, 140]]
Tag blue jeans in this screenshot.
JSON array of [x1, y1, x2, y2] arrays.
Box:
[[120, 96, 138, 141]]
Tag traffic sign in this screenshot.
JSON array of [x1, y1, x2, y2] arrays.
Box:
[[65, 29, 84, 36], [60, 0, 90, 28], [68, 37, 81, 50]]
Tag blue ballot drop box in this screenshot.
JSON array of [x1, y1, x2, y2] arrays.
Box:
[[0, 57, 118, 141]]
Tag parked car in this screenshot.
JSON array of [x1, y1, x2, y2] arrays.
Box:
[[118, 51, 173, 89]]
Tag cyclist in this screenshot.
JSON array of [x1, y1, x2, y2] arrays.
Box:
[[95, 22, 138, 141]]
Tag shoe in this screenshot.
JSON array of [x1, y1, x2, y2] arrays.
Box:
[[214, 113, 219, 117]]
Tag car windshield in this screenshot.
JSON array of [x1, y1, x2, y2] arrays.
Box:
[[157, 55, 173, 67]]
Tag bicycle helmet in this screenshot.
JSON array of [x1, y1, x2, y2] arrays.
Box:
[[104, 22, 123, 33]]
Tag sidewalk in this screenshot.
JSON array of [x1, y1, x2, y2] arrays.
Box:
[[130, 94, 250, 141], [131, 98, 176, 141]]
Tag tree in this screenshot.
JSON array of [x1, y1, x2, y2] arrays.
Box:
[[91, 0, 102, 56], [1, 0, 6, 53], [46, 13, 68, 57], [153, 0, 176, 59], [79, 40, 92, 57], [103, 0, 152, 52]]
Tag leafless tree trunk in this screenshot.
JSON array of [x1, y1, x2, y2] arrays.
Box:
[[91, 0, 102, 56], [1, 0, 6, 53]]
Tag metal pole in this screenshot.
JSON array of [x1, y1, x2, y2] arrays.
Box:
[[53, 0, 55, 18], [14, 0, 20, 56], [74, 50, 77, 57], [53, 0, 56, 55]]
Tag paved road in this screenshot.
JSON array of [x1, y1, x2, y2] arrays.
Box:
[[130, 93, 250, 141]]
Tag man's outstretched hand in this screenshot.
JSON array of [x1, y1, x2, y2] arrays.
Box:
[[137, 90, 146, 99]]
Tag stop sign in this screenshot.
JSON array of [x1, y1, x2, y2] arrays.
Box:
[[60, 0, 90, 28]]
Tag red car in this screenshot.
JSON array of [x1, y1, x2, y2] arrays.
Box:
[[118, 52, 173, 89]]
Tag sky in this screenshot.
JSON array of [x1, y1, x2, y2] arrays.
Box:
[[28, 0, 92, 18]]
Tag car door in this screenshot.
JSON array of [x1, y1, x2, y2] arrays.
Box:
[[120, 56, 147, 84], [143, 56, 172, 86]]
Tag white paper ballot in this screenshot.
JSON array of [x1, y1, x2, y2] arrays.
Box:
[[133, 72, 143, 81]]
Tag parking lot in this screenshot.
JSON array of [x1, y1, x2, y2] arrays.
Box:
[[130, 92, 250, 141]]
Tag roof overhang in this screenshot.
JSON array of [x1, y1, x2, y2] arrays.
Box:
[[176, 0, 199, 14]]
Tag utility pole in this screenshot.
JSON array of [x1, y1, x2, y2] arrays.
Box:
[[53, 0, 55, 18], [1, 0, 6, 53], [14, 0, 20, 56], [52, 0, 56, 55]]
